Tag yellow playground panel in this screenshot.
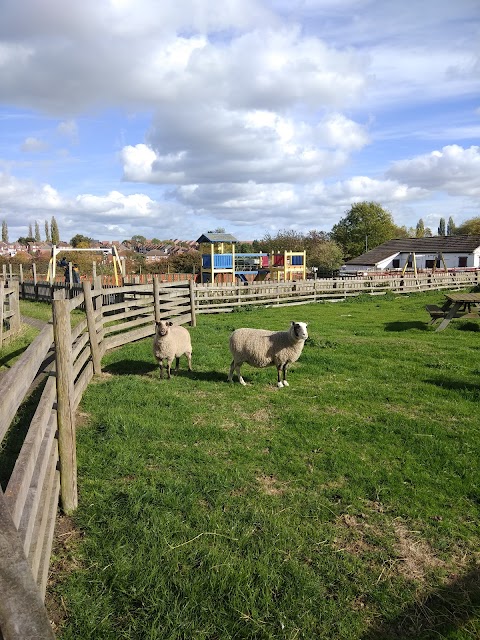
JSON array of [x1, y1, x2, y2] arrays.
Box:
[[268, 250, 307, 281]]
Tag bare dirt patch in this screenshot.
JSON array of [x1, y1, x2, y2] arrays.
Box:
[[393, 521, 445, 582], [256, 474, 286, 496]]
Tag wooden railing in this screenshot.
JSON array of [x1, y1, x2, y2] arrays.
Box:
[[193, 271, 480, 313], [0, 280, 21, 346], [0, 278, 195, 639]]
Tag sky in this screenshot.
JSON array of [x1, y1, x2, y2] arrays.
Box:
[[0, 0, 479, 244]]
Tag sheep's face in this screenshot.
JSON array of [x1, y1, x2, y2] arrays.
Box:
[[291, 321, 308, 340], [155, 320, 173, 337]]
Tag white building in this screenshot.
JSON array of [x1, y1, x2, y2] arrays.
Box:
[[340, 236, 480, 274]]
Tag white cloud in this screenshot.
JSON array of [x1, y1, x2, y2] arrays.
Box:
[[122, 108, 368, 185], [387, 145, 480, 196], [57, 119, 78, 143], [20, 136, 48, 152]]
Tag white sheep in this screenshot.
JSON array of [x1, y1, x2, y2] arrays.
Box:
[[227, 321, 308, 388], [153, 320, 192, 379]]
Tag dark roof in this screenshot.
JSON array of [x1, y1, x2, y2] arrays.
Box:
[[345, 235, 480, 266], [196, 233, 237, 244]]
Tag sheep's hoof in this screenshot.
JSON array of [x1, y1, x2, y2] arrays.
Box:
[[277, 381, 284, 388], [239, 378, 247, 386], [283, 380, 289, 387]]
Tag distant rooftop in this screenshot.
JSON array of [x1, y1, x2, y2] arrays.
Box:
[[196, 233, 237, 244], [346, 235, 480, 266]]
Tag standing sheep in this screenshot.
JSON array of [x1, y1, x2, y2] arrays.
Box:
[[153, 320, 192, 379], [228, 321, 308, 388]]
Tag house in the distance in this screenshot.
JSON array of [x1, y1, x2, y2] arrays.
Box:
[[341, 235, 480, 274]]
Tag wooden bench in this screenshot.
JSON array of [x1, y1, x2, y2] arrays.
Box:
[[425, 304, 446, 322]]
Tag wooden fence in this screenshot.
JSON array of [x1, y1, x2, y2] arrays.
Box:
[[0, 280, 21, 347], [0, 278, 194, 639], [7, 269, 480, 311], [193, 270, 480, 313]]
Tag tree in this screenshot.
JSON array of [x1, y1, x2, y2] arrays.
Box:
[[2, 220, 8, 243], [70, 234, 92, 248], [34, 220, 41, 242], [18, 236, 35, 245], [51, 216, 60, 244], [131, 235, 147, 248], [438, 218, 446, 236], [331, 201, 402, 260], [415, 219, 425, 237], [45, 220, 51, 242], [455, 217, 480, 235], [28, 222, 33, 238], [447, 216, 456, 235], [257, 230, 304, 253]]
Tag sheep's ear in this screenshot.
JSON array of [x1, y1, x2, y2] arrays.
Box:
[[167, 321, 173, 326]]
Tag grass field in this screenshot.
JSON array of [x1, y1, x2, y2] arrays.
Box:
[[47, 290, 479, 639]]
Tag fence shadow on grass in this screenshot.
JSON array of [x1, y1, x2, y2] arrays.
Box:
[[425, 378, 480, 397], [0, 346, 29, 369], [384, 321, 430, 332], [361, 566, 480, 640], [103, 359, 157, 376]]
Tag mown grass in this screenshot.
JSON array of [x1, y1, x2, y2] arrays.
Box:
[[50, 290, 480, 639]]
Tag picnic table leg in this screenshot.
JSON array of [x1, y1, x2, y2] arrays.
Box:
[[436, 302, 462, 331]]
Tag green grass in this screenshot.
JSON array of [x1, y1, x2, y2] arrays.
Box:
[[50, 290, 480, 639]]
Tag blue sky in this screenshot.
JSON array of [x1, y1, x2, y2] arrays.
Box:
[[0, 0, 479, 244]]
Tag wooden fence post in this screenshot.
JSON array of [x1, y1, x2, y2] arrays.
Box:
[[83, 281, 102, 374], [0, 281, 4, 347], [52, 295, 78, 514], [189, 280, 197, 327], [0, 489, 55, 640], [153, 277, 160, 323], [10, 281, 21, 334]]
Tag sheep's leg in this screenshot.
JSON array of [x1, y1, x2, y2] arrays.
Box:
[[186, 352, 192, 371], [166, 357, 173, 379], [276, 365, 284, 388], [228, 360, 246, 385], [159, 360, 164, 379], [174, 356, 180, 373], [282, 364, 289, 387]]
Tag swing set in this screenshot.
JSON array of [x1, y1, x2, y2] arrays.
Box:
[[46, 245, 125, 285]]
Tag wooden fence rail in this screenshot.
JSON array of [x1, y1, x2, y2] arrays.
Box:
[[0, 280, 21, 347], [193, 270, 480, 313], [0, 277, 194, 639]]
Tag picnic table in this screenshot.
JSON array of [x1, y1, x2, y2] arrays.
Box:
[[426, 292, 480, 331]]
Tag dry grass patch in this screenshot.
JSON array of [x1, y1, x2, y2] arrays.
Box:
[[256, 474, 287, 496]]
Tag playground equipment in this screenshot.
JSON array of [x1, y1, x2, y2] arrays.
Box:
[[197, 233, 307, 283], [47, 245, 125, 285], [401, 251, 448, 277]]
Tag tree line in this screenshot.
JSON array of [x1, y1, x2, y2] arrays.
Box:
[[2, 203, 480, 274]]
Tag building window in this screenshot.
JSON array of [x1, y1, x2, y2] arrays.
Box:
[[458, 257, 468, 268], [425, 259, 435, 269], [392, 259, 400, 268]]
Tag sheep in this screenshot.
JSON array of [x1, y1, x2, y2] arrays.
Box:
[[153, 320, 192, 379], [227, 321, 308, 388]]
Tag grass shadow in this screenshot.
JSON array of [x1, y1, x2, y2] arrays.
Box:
[[457, 321, 480, 332], [384, 321, 430, 332], [103, 359, 157, 376], [0, 346, 28, 369], [425, 377, 480, 394], [361, 566, 480, 639]]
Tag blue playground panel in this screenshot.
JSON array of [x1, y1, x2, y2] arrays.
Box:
[[202, 254, 233, 269], [292, 255, 304, 265]]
